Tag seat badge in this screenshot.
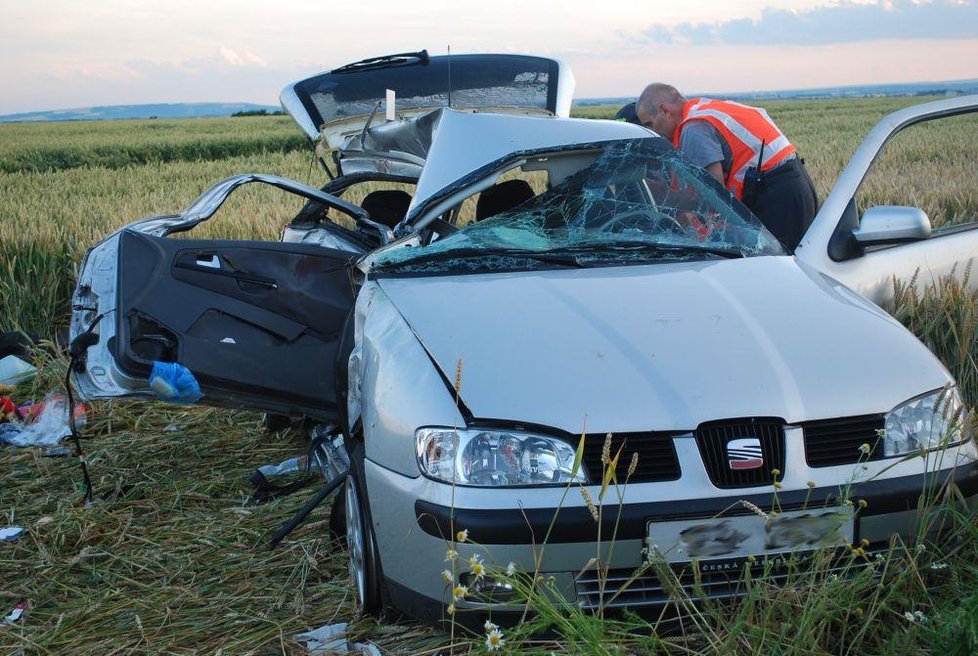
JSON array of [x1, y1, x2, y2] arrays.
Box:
[[726, 437, 763, 470]]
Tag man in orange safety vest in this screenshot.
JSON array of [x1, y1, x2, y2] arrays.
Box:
[[636, 83, 818, 251]]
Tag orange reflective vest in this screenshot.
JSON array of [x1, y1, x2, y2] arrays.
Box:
[[674, 98, 796, 200]]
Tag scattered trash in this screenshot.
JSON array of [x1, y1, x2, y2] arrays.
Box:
[[249, 425, 346, 504], [0, 355, 36, 386], [0, 392, 86, 448], [295, 622, 349, 654], [293, 623, 381, 655], [0, 423, 21, 444], [3, 601, 26, 624], [42, 445, 72, 457], [259, 455, 310, 480], [149, 361, 202, 404], [35, 516, 53, 527], [0, 527, 25, 542], [164, 423, 188, 433]]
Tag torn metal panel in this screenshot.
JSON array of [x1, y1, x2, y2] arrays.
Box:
[[336, 108, 441, 179], [132, 174, 368, 238]]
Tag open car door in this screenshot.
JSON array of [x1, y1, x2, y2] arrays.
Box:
[[796, 95, 978, 305], [69, 175, 379, 422]]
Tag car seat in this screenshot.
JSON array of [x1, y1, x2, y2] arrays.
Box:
[[361, 190, 412, 229], [475, 180, 535, 221]]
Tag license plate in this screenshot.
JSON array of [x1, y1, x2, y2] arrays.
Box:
[[647, 507, 854, 564]]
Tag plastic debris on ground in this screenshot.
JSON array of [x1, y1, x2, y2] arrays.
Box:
[[0, 527, 25, 542], [0, 391, 86, 448], [294, 622, 382, 655], [3, 601, 27, 624], [149, 361, 202, 404], [0, 355, 36, 386], [250, 424, 348, 504]]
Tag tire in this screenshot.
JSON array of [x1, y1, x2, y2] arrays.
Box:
[[345, 444, 387, 616], [328, 488, 346, 543], [261, 412, 293, 432]]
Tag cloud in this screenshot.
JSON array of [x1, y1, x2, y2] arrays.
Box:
[[218, 46, 267, 69], [637, 0, 978, 46]]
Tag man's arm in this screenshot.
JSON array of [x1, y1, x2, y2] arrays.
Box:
[[704, 161, 724, 184], [678, 121, 728, 185]]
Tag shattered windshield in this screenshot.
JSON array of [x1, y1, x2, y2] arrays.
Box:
[[374, 138, 785, 274]]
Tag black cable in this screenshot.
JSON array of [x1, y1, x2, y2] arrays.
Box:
[[269, 469, 348, 549], [64, 363, 94, 505], [64, 310, 112, 506]]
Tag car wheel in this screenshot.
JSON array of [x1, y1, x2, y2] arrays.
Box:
[[345, 444, 385, 616], [328, 488, 346, 543], [261, 412, 292, 432]]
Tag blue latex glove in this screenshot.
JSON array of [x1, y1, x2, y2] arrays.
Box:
[[149, 361, 202, 404]]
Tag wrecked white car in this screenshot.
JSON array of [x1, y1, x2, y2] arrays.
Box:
[[69, 51, 978, 624]]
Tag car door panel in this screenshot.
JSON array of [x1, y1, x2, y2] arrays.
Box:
[[813, 228, 978, 307], [77, 229, 356, 420], [796, 96, 978, 306]]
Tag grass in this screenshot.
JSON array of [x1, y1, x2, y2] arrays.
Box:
[[2, 98, 978, 653]]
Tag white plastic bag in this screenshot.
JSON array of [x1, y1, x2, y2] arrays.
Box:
[[4, 392, 84, 447]]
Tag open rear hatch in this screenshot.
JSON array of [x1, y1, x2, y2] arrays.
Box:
[[280, 50, 574, 147]]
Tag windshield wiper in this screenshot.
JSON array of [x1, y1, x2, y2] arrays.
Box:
[[332, 50, 430, 74], [379, 247, 585, 269], [550, 241, 745, 260]]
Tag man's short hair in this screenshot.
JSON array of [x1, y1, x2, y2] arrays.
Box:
[[636, 83, 685, 122]]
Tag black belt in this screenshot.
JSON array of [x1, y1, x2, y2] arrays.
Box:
[[764, 157, 803, 179]]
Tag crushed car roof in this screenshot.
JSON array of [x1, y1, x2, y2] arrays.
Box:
[[399, 108, 654, 217]]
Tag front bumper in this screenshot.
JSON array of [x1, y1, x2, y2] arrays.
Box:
[[365, 457, 978, 625]]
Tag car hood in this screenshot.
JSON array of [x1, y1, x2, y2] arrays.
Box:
[[376, 256, 950, 433]]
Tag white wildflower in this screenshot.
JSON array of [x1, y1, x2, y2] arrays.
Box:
[[456, 528, 469, 542], [445, 548, 458, 562], [452, 584, 468, 602], [904, 610, 929, 624], [468, 554, 485, 580], [930, 562, 948, 570], [505, 561, 517, 577], [441, 569, 454, 583], [484, 619, 498, 633], [485, 627, 505, 651]]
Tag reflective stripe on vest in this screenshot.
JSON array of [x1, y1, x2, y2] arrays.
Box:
[[674, 98, 796, 199]]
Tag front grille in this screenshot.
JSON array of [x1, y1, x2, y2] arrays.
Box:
[[576, 546, 884, 610], [581, 433, 680, 484], [803, 415, 886, 467], [695, 418, 785, 488]]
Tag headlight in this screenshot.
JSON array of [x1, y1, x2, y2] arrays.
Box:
[[883, 387, 971, 457], [416, 427, 588, 486]]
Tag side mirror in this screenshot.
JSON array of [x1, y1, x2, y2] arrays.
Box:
[[852, 205, 931, 245]]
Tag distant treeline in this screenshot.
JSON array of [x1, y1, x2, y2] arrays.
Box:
[[231, 109, 286, 117]]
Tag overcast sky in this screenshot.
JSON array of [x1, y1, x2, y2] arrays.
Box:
[[1, 0, 976, 114]]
